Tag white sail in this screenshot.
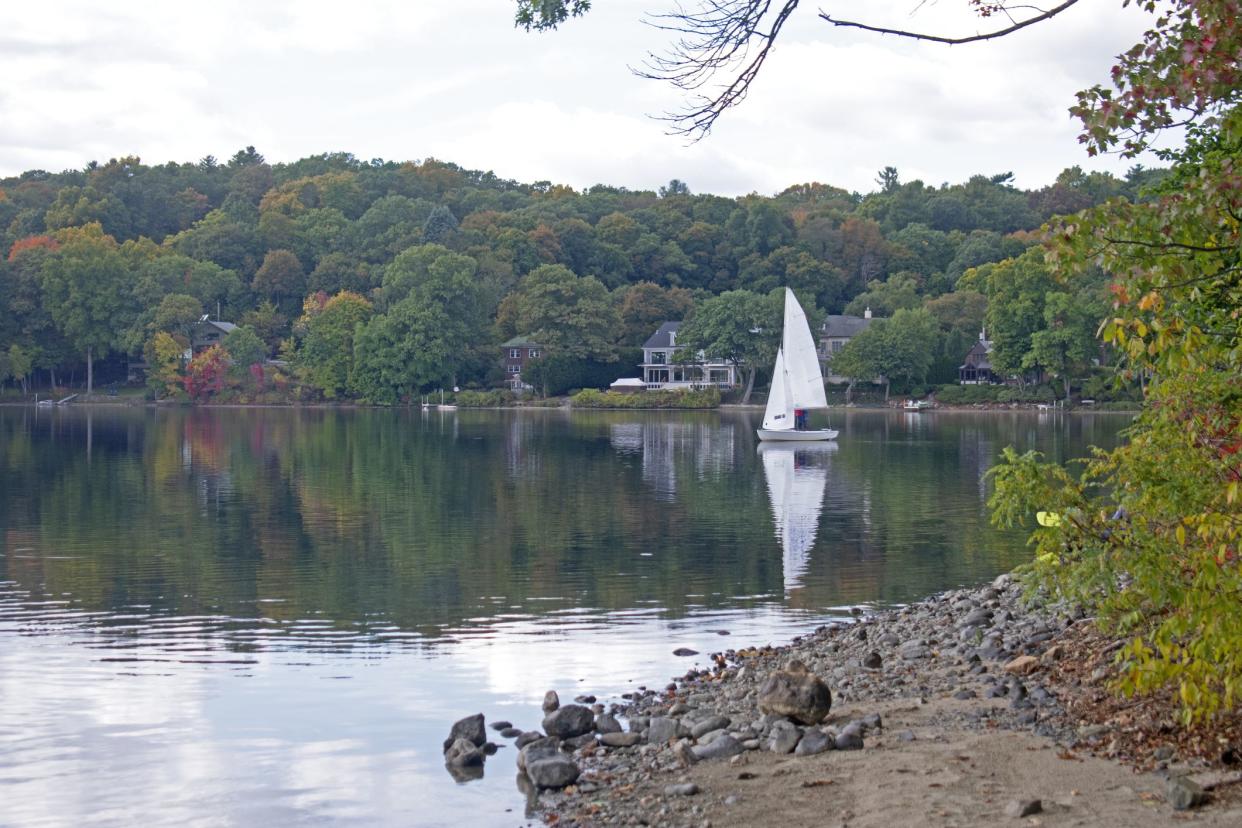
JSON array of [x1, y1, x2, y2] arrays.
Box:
[[782, 288, 828, 410], [760, 444, 834, 592], [761, 347, 792, 431]]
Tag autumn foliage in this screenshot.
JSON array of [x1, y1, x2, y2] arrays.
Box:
[[183, 345, 230, 401]]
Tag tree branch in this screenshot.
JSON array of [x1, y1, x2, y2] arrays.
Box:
[[818, 0, 1081, 46]]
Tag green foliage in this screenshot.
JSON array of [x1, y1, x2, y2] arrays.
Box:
[[222, 325, 266, 372], [293, 291, 373, 398], [830, 308, 938, 400], [571, 387, 721, 409], [991, 2, 1242, 720], [675, 289, 778, 401], [506, 264, 619, 360], [454, 389, 516, 407], [144, 331, 185, 398], [524, 350, 640, 397], [934, 383, 1055, 405]]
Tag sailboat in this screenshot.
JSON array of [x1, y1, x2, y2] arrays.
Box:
[[757, 289, 838, 441], [759, 442, 836, 593]]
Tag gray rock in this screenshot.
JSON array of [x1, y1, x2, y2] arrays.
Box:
[[648, 716, 680, 745], [835, 723, 864, 751], [1004, 799, 1042, 818], [490, 720, 512, 731], [599, 732, 642, 748], [673, 647, 699, 656], [664, 783, 700, 796], [542, 690, 560, 713], [879, 633, 901, 647], [517, 737, 558, 772], [444, 737, 484, 768], [900, 644, 932, 660], [527, 755, 580, 789], [1153, 746, 1175, 762], [543, 704, 595, 740], [1166, 776, 1207, 811], [691, 715, 731, 739], [863, 651, 882, 669], [563, 733, 596, 750], [595, 713, 623, 734], [954, 689, 978, 700], [514, 731, 543, 749], [500, 727, 523, 739], [794, 728, 833, 756], [696, 728, 727, 745], [767, 720, 801, 754], [673, 739, 698, 766], [691, 735, 745, 761], [896, 729, 916, 742], [757, 661, 832, 725], [443, 714, 486, 752], [961, 609, 993, 628]]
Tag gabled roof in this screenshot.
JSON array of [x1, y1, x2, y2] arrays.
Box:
[[643, 321, 681, 350], [502, 335, 543, 348], [820, 315, 872, 338], [194, 319, 237, 335]]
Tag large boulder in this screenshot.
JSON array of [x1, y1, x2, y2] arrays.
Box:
[[757, 661, 832, 725], [542, 704, 595, 740], [443, 713, 486, 752], [517, 737, 558, 772], [542, 690, 560, 713]]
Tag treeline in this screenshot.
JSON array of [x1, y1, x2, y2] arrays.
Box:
[[0, 149, 1163, 401]]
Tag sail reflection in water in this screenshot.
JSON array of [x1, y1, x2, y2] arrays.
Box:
[[758, 442, 837, 593]]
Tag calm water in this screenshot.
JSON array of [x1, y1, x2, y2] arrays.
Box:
[[0, 406, 1129, 827]]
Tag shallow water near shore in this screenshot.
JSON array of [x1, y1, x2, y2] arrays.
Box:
[[0, 406, 1129, 827]]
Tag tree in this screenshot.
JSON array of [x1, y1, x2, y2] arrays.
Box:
[[843, 273, 921, 318], [990, 2, 1242, 721], [619, 281, 696, 345], [7, 344, 33, 394], [506, 264, 620, 361], [39, 223, 132, 393], [144, 331, 185, 398], [675, 289, 779, 403], [973, 248, 1058, 383], [422, 205, 459, 245], [222, 325, 266, 374], [829, 308, 938, 401], [183, 344, 229, 401], [294, 291, 374, 398], [1023, 290, 1103, 400], [251, 249, 305, 310]]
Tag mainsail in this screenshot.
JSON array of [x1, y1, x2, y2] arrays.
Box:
[[782, 288, 828, 410]]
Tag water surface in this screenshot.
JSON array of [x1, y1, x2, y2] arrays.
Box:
[[0, 406, 1129, 826]]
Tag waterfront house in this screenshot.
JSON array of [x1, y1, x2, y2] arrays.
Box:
[[819, 308, 874, 383], [502, 336, 543, 391], [640, 322, 737, 390], [190, 319, 238, 354], [958, 332, 999, 384]]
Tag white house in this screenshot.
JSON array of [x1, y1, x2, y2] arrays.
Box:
[[640, 322, 738, 390]]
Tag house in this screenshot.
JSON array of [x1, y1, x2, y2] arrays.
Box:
[[640, 322, 738, 390], [502, 336, 543, 390], [959, 332, 999, 384], [190, 319, 237, 354], [819, 308, 874, 383]]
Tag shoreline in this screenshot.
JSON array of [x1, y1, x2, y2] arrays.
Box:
[[459, 574, 1239, 826], [0, 398, 1141, 414]]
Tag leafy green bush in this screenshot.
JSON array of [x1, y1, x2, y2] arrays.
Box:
[[571, 387, 721, 409], [455, 390, 514, 407]]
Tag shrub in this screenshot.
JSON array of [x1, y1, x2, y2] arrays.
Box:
[[570, 387, 721, 409], [455, 390, 514, 407]]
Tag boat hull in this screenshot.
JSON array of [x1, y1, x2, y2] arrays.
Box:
[[756, 428, 838, 442]]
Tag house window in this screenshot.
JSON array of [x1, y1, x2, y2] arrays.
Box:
[[528, 349, 540, 359], [831, 340, 844, 353], [507, 365, 521, 374], [651, 351, 666, 365], [509, 349, 521, 359]]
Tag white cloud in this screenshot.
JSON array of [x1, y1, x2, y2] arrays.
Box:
[[0, 0, 1162, 194]]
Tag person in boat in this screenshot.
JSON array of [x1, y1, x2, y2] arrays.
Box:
[[794, 408, 807, 430]]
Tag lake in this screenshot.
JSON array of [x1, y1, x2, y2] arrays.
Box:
[[0, 406, 1129, 827]]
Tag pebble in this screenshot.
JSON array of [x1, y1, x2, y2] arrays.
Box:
[[1166, 776, 1207, 811], [665, 783, 700, 796]]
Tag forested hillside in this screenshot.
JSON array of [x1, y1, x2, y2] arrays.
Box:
[[0, 150, 1161, 401]]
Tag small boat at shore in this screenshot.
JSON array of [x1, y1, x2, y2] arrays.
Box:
[[904, 399, 932, 411]]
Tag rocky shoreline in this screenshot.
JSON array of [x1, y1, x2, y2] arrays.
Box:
[[445, 573, 1241, 826]]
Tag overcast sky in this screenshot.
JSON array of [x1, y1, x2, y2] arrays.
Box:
[[0, 1, 1160, 196]]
